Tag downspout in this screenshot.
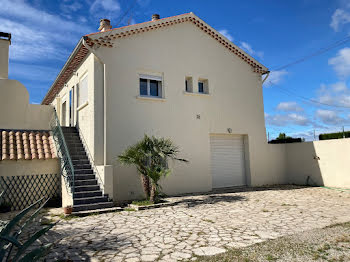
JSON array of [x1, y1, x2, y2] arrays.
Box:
[[82, 37, 107, 166]]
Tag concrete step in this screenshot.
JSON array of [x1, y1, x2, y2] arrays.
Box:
[[75, 169, 93, 174], [73, 196, 109, 205], [73, 190, 103, 199], [72, 159, 90, 165], [74, 185, 100, 192], [74, 174, 95, 181], [73, 164, 92, 170], [74, 179, 97, 187], [73, 201, 114, 212], [72, 207, 122, 216]]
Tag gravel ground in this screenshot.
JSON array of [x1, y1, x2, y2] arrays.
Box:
[[195, 222, 350, 262]]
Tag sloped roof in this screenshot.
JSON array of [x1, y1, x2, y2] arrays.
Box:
[[42, 12, 268, 105], [1, 130, 57, 161]]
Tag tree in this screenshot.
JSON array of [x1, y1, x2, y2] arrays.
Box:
[[118, 135, 188, 203], [276, 133, 292, 140]]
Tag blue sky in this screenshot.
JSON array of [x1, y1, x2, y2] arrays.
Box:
[[1, 0, 350, 140]]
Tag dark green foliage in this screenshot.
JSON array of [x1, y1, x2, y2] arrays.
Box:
[[0, 193, 55, 262], [118, 135, 188, 203], [319, 131, 350, 140]]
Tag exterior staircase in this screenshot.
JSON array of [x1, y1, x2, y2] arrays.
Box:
[[61, 127, 114, 213]]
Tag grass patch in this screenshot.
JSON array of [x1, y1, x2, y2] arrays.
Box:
[[131, 200, 154, 206], [124, 208, 136, 212]]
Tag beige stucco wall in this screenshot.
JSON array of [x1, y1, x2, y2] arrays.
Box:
[[0, 79, 54, 130], [85, 22, 286, 201], [52, 53, 104, 164], [0, 159, 60, 176], [285, 139, 350, 188]]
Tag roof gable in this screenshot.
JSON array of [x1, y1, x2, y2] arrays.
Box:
[[85, 13, 268, 73], [42, 13, 268, 105]]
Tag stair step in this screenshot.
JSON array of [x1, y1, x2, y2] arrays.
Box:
[[72, 207, 122, 216], [72, 159, 90, 165], [74, 179, 97, 187], [73, 196, 109, 205], [75, 169, 93, 174], [74, 185, 100, 192], [73, 164, 92, 170], [73, 190, 103, 198], [75, 174, 95, 180], [71, 156, 89, 160], [73, 202, 114, 212]]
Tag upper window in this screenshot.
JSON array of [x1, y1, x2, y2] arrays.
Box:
[[198, 79, 209, 94], [79, 75, 88, 106], [139, 74, 163, 98], [185, 77, 193, 92]]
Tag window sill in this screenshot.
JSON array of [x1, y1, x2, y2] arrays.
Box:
[[136, 96, 166, 102], [77, 101, 88, 111], [183, 91, 210, 97]]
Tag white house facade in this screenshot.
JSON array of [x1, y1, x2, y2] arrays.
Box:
[[42, 13, 286, 207]]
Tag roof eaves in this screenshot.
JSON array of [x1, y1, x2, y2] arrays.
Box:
[[41, 38, 85, 105]]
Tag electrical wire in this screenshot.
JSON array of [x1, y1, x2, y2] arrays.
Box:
[[272, 35, 350, 71]]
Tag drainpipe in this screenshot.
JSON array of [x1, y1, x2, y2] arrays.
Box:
[[82, 36, 107, 166]]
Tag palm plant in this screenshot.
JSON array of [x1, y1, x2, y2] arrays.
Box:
[[0, 192, 55, 261], [118, 135, 188, 203]]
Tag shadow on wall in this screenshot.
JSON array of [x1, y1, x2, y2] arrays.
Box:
[[285, 139, 350, 188]]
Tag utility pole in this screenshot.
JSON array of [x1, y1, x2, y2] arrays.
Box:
[[343, 126, 345, 138], [268, 132, 270, 142]]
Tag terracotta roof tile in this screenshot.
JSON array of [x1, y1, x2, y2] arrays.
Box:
[[1, 130, 58, 161]]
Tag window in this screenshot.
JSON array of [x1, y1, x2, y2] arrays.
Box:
[[198, 82, 204, 93], [198, 79, 209, 94], [185, 77, 193, 92], [139, 75, 162, 98], [79, 75, 88, 105]]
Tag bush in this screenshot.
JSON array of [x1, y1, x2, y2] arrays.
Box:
[[319, 131, 350, 140], [269, 138, 303, 144]]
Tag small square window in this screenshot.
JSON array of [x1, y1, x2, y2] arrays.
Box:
[[185, 77, 193, 92], [198, 82, 204, 93], [139, 76, 162, 98], [198, 79, 209, 94]]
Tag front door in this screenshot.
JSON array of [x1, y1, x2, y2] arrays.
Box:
[[69, 88, 74, 127]]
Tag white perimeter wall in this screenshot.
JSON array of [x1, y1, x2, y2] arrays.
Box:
[[285, 139, 350, 188]]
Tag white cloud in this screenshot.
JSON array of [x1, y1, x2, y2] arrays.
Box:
[[331, 81, 347, 92], [330, 9, 350, 31], [265, 113, 309, 126], [315, 109, 345, 125], [276, 102, 303, 112], [0, 0, 92, 61], [264, 70, 288, 87], [239, 41, 264, 59], [218, 29, 234, 42], [90, 0, 121, 20], [317, 82, 350, 107], [328, 47, 350, 78]]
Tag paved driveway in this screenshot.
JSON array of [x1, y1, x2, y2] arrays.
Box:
[[44, 186, 350, 261]]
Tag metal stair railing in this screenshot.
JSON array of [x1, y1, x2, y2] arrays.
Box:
[[49, 110, 75, 195], [76, 126, 105, 195]]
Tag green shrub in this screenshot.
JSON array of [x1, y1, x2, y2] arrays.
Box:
[[319, 131, 350, 140]]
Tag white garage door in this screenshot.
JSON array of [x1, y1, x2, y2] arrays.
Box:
[[210, 135, 246, 188]]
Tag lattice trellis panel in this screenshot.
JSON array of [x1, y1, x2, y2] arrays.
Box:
[[0, 174, 61, 211]]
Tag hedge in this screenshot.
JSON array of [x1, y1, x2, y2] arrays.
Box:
[[269, 138, 302, 144], [319, 131, 350, 140]]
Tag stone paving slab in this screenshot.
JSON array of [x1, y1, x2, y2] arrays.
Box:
[[16, 186, 350, 261]]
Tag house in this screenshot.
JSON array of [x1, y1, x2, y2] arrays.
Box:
[[42, 13, 286, 211]]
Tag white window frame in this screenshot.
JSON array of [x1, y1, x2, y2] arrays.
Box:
[[139, 74, 163, 98]]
